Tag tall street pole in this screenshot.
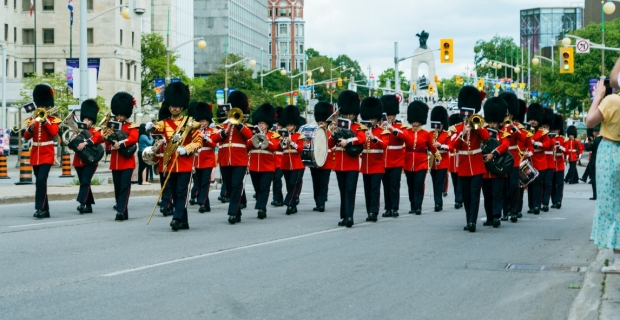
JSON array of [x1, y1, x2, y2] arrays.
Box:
[[394, 42, 400, 96], [601, 2, 606, 78], [165, 6, 170, 85], [79, 0, 88, 104], [34, 0, 37, 75], [260, 48, 263, 88], [224, 36, 229, 103], [1, 44, 6, 131]]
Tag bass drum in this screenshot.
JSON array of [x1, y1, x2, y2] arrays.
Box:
[[518, 160, 539, 187], [299, 125, 328, 167]]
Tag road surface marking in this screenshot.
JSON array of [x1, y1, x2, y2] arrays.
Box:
[[8, 218, 92, 228]]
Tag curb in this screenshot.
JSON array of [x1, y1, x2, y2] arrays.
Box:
[[568, 247, 608, 320]]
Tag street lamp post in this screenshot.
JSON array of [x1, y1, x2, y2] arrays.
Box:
[[224, 57, 257, 103], [165, 37, 207, 85], [328, 64, 351, 103], [288, 67, 323, 105], [260, 68, 287, 88], [1, 43, 6, 131]]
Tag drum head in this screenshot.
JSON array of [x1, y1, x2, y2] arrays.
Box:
[[313, 127, 328, 167]]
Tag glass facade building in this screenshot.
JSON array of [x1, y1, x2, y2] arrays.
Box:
[[520, 7, 583, 57]]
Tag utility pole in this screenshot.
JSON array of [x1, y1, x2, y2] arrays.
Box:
[[394, 42, 400, 97]]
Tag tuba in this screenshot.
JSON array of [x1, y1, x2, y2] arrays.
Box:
[[142, 138, 165, 166], [61, 112, 104, 164]]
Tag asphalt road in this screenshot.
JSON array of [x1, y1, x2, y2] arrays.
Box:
[[0, 170, 597, 319]]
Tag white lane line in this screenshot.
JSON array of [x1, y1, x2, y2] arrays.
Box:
[[8, 218, 92, 228]]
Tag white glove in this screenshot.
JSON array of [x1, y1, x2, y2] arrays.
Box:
[[289, 140, 297, 148], [525, 151, 533, 158], [177, 147, 187, 155], [559, 146, 565, 152], [534, 141, 542, 147], [145, 122, 154, 131]]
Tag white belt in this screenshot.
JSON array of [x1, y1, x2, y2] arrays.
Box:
[[250, 149, 273, 155], [387, 145, 403, 150], [457, 149, 482, 155], [221, 143, 246, 148], [334, 147, 344, 151], [283, 150, 298, 154], [438, 150, 448, 154], [362, 149, 384, 154], [33, 141, 54, 147], [508, 146, 518, 150], [156, 153, 163, 157], [275, 151, 283, 155], [534, 149, 544, 152], [568, 149, 576, 152], [544, 151, 553, 155], [198, 147, 213, 152], [449, 153, 456, 157]]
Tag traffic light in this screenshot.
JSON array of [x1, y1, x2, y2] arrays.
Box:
[[477, 78, 484, 88], [574, 110, 579, 118], [434, 75, 439, 83], [307, 79, 313, 85], [412, 83, 416, 91], [337, 77, 343, 87], [428, 85, 434, 94], [560, 47, 574, 74], [440, 39, 454, 63]]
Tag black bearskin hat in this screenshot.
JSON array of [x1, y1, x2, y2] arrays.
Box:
[[164, 82, 190, 109], [314, 102, 333, 122], [111, 92, 134, 117], [187, 101, 198, 118], [33, 84, 54, 108], [275, 106, 284, 125], [526, 103, 543, 124], [457, 86, 482, 112], [483, 97, 508, 124], [566, 125, 577, 137], [498, 92, 519, 118], [360, 97, 383, 121], [193, 102, 213, 122], [449, 113, 461, 126], [337, 90, 360, 115], [279, 105, 300, 127], [252, 103, 276, 128], [380, 95, 400, 115], [516, 99, 527, 123], [80, 99, 99, 122], [298, 116, 306, 128], [552, 114, 564, 132], [430, 106, 448, 129], [407, 101, 429, 125], [158, 101, 170, 121], [542, 107, 554, 127], [228, 90, 250, 114]]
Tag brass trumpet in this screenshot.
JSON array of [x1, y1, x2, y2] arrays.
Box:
[[468, 114, 485, 130], [227, 108, 244, 125], [504, 117, 513, 126], [11, 106, 60, 133]]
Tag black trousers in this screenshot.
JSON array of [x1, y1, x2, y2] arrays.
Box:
[[450, 172, 462, 203], [33, 164, 51, 211], [582, 164, 591, 181], [272, 168, 284, 202], [591, 164, 597, 198], [382, 167, 402, 211], [336, 170, 359, 220], [220, 166, 246, 216], [460, 174, 483, 225], [363, 173, 383, 214], [430, 169, 447, 206], [551, 171, 565, 204], [220, 180, 227, 198], [137, 151, 147, 185], [405, 170, 427, 210], [190, 170, 200, 200], [250, 171, 274, 210], [527, 169, 545, 209], [283, 169, 304, 207], [76, 165, 97, 205], [565, 161, 579, 184], [541, 169, 554, 206], [168, 172, 191, 224], [503, 167, 520, 216], [112, 169, 132, 214], [517, 186, 525, 213], [196, 167, 213, 207], [160, 172, 173, 210], [482, 178, 504, 222], [310, 167, 330, 207]]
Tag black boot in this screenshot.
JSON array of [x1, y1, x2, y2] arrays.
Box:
[[415, 209, 422, 215], [313, 206, 325, 212], [434, 205, 442, 212], [492, 218, 501, 228], [286, 206, 297, 215], [345, 218, 354, 228], [83, 205, 93, 214], [257, 209, 267, 219], [228, 215, 236, 225], [468, 223, 476, 233], [454, 202, 463, 209], [510, 214, 518, 223], [160, 207, 172, 217], [516, 212, 523, 218], [541, 206, 549, 212], [199, 205, 210, 213], [533, 207, 540, 215], [189, 198, 197, 205], [392, 210, 399, 218], [77, 204, 86, 214], [34, 209, 50, 219], [115, 212, 125, 221], [382, 210, 393, 217], [338, 219, 346, 227], [369, 213, 378, 222], [555, 202, 562, 209]]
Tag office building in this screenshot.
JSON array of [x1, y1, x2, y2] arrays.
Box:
[[520, 7, 583, 58]]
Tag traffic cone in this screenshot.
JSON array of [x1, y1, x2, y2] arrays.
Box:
[[59, 152, 74, 178], [0, 154, 10, 179], [14, 150, 33, 185]]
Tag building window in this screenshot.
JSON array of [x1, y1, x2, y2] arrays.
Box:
[[280, 59, 286, 70], [120, 62, 123, 79], [43, 62, 54, 75], [13, 0, 16, 9], [42, 0, 53, 11], [87, 28, 93, 44], [279, 42, 287, 55], [131, 31, 134, 47], [4, 24, 7, 41], [298, 43, 303, 54], [21, 0, 29, 11], [14, 60, 17, 78], [280, 8, 287, 17], [43, 28, 54, 44], [268, 42, 272, 55], [269, 9, 272, 17], [133, 65, 137, 81], [297, 24, 304, 37], [120, 30, 123, 45], [23, 62, 34, 77], [279, 24, 287, 36], [4, 0, 7, 7], [87, 0, 93, 10], [14, 27, 16, 43], [22, 28, 34, 44], [126, 63, 130, 80]]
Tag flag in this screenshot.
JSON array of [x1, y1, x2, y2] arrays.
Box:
[[29, 0, 33, 16], [68, 0, 74, 25]]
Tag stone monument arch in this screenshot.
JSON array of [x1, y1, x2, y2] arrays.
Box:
[[411, 31, 438, 100]]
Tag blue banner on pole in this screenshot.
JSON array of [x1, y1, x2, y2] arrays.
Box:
[[66, 58, 100, 92], [155, 78, 165, 105]]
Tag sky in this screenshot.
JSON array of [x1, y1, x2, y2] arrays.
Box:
[[304, 0, 580, 81]]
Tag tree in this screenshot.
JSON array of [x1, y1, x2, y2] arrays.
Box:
[[436, 76, 463, 101], [377, 68, 410, 95], [305, 48, 321, 60], [141, 33, 188, 106], [473, 35, 519, 79]]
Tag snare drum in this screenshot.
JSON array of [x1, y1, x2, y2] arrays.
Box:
[[518, 160, 539, 187], [299, 125, 328, 167]]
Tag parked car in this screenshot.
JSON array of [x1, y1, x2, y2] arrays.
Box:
[[9, 130, 31, 155]]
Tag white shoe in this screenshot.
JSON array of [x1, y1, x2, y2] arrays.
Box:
[[602, 259, 620, 274]]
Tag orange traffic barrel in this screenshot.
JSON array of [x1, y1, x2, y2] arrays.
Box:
[[0, 154, 10, 179], [59, 152, 74, 178], [14, 150, 33, 185]]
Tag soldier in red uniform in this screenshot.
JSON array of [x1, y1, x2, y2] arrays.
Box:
[[271, 107, 285, 207], [380, 95, 405, 217], [540, 108, 556, 212], [329, 90, 366, 228], [247, 103, 279, 219], [525, 103, 550, 215], [148, 82, 202, 231], [395, 101, 439, 215], [515, 100, 530, 217], [429, 106, 450, 212], [481, 98, 511, 228], [564, 125, 583, 184], [447, 113, 462, 209], [73, 100, 103, 214], [192, 102, 217, 214], [451, 86, 490, 233], [551, 114, 567, 208], [155, 103, 174, 216], [310, 102, 333, 212], [211, 91, 254, 224], [24, 84, 60, 219], [359, 97, 389, 222], [278, 105, 305, 215]]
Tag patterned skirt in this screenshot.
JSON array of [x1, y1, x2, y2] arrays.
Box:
[[590, 139, 620, 250]]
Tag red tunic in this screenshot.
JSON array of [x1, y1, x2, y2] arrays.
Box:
[[529, 129, 550, 171], [247, 131, 280, 172], [212, 123, 253, 167], [280, 132, 305, 171], [360, 126, 389, 174], [72, 127, 104, 167], [502, 123, 527, 167], [195, 127, 218, 169], [152, 116, 202, 173], [564, 138, 583, 162], [545, 136, 557, 169], [321, 130, 334, 170], [451, 123, 490, 177], [554, 136, 567, 172], [448, 131, 458, 173], [399, 128, 438, 172], [384, 122, 406, 168], [328, 123, 366, 172], [23, 116, 60, 166], [105, 122, 139, 171], [431, 130, 450, 171], [483, 129, 511, 179]]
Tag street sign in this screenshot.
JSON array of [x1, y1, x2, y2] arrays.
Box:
[[576, 39, 590, 54]]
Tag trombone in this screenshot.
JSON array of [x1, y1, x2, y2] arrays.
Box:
[[11, 106, 61, 133]]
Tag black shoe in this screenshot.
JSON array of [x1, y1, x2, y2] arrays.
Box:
[[253, 193, 257, 199], [483, 221, 492, 226], [454, 202, 463, 209], [500, 216, 508, 221], [34, 209, 50, 219], [517, 212, 523, 218], [160, 207, 172, 217], [550, 203, 558, 209], [415, 209, 422, 215], [434, 205, 442, 212], [541, 206, 549, 212], [533, 207, 540, 215], [83, 205, 93, 214], [408, 209, 415, 214], [170, 220, 182, 231], [338, 219, 346, 227], [77, 204, 86, 214], [240, 203, 247, 209], [580, 178, 586, 182], [382, 210, 393, 217], [510, 214, 518, 223], [392, 210, 399, 218], [272, 200, 283, 207], [443, 192, 448, 197], [235, 215, 241, 223], [218, 196, 223, 202], [345, 218, 354, 228], [199, 205, 210, 213], [33, 210, 38, 217], [588, 180, 592, 184], [367, 213, 377, 222], [286, 206, 297, 215], [257, 209, 267, 219], [527, 209, 534, 214], [492, 218, 501, 228], [228, 215, 236, 225], [189, 198, 197, 205], [590, 197, 597, 200], [113, 204, 117, 211], [296, 199, 300, 206], [464, 225, 470, 231], [313, 206, 325, 212], [556, 203, 562, 209], [115, 212, 125, 221], [223, 197, 230, 203], [468, 223, 476, 233]]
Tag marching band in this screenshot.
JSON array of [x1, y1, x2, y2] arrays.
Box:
[[20, 84, 586, 233]]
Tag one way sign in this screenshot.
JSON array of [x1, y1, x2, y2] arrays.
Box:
[[576, 39, 590, 54]]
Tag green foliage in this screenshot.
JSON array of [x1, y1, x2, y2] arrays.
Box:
[[473, 35, 520, 79], [141, 33, 188, 106], [305, 48, 321, 60], [437, 76, 464, 101], [69, 175, 103, 186], [377, 68, 410, 95]]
